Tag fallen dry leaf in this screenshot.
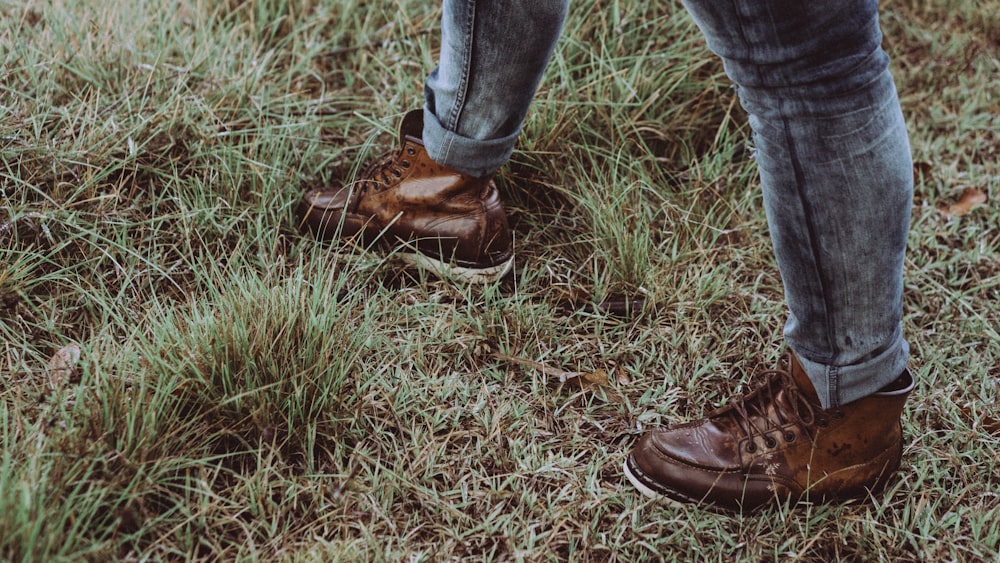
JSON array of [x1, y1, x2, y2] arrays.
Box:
[[561, 368, 609, 388], [958, 402, 1000, 437], [939, 187, 988, 218], [492, 352, 623, 403], [616, 369, 632, 386], [47, 343, 81, 388], [492, 352, 578, 380]]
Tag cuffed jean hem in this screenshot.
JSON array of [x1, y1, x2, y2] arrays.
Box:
[[794, 331, 910, 409], [422, 105, 519, 178]]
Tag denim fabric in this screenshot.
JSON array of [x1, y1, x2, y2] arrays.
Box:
[[424, 0, 913, 408], [680, 0, 912, 408], [422, 0, 569, 178]]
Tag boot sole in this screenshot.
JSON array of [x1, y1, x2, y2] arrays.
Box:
[[623, 455, 769, 514], [400, 249, 514, 285], [623, 456, 692, 508], [623, 456, 662, 499], [623, 452, 900, 514]]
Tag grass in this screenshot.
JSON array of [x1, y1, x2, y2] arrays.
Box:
[[2, 0, 999, 560]]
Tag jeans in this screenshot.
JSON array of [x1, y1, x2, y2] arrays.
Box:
[[422, 0, 569, 178], [423, 0, 913, 409]]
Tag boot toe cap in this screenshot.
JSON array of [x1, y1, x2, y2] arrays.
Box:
[[627, 428, 791, 513], [296, 186, 360, 238]]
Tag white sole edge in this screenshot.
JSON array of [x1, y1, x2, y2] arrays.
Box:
[[623, 458, 661, 499], [399, 251, 514, 285], [623, 458, 692, 510]]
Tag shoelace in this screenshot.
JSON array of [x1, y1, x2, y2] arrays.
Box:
[[724, 357, 824, 452], [358, 144, 417, 191]]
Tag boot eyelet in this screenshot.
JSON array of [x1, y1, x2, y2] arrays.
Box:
[[401, 160, 411, 168], [393, 169, 402, 177], [407, 147, 417, 156], [784, 431, 796, 443], [746, 442, 758, 453], [764, 437, 777, 449]]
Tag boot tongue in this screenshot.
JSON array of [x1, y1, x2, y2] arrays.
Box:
[[399, 109, 425, 145], [787, 353, 822, 406]]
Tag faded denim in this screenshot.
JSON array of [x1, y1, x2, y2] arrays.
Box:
[[422, 0, 569, 178], [423, 0, 913, 408]]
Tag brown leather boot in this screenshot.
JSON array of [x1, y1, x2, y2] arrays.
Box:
[[297, 110, 514, 284], [624, 353, 914, 513]]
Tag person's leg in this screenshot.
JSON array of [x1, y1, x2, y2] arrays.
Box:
[[625, 0, 915, 512], [683, 0, 913, 408], [424, 0, 569, 178], [690, 0, 913, 409], [298, 0, 568, 282]]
